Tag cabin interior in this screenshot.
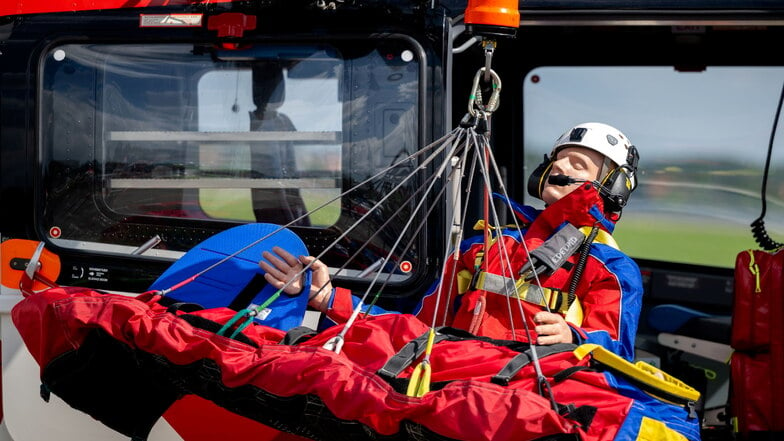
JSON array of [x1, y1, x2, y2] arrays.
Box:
[[1, 1, 784, 440]]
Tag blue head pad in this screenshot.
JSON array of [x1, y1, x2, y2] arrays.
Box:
[[149, 223, 311, 331]]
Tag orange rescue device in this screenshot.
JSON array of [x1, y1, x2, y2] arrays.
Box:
[[464, 0, 520, 37]]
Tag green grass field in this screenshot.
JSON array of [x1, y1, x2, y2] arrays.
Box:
[[613, 218, 761, 268], [198, 189, 341, 226]]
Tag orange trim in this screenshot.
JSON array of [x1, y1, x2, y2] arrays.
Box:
[[1, 239, 61, 292], [464, 0, 521, 29]]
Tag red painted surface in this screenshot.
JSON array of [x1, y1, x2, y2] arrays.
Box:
[[0, 0, 236, 17], [163, 395, 310, 441]]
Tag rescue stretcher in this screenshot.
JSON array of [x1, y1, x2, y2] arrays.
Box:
[[5, 226, 702, 441]]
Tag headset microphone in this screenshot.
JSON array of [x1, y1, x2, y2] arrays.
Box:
[[547, 175, 585, 186], [546, 175, 629, 211]]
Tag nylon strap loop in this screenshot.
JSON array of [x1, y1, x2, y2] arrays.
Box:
[[491, 343, 577, 386], [377, 330, 449, 380], [474, 273, 567, 312], [473, 271, 585, 325]]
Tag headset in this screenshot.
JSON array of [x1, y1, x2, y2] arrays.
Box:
[[527, 144, 639, 214]]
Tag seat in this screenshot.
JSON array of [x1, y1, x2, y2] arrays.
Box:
[[646, 304, 733, 432], [648, 304, 733, 363]]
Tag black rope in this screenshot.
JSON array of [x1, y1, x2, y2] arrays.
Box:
[[751, 80, 784, 250], [567, 225, 599, 304]]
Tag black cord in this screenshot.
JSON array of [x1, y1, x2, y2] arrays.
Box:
[[751, 80, 784, 251], [567, 225, 600, 303]]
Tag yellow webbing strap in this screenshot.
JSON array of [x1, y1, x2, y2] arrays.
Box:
[[472, 219, 518, 231], [471, 272, 585, 326], [564, 299, 583, 327], [457, 269, 474, 294], [747, 250, 761, 292], [406, 328, 436, 397], [578, 226, 619, 250], [573, 344, 701, 403]]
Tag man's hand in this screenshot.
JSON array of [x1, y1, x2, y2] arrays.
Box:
[[533, 311, 574, 345], [299, 255, 334, 311], [259, 246, 333, 311]]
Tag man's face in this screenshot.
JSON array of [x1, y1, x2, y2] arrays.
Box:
[[540, 146, 605, 205]]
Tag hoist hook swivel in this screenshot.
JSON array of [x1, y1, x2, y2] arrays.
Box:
[[468, 67, 502, 118], [482, 39, 496, 82]]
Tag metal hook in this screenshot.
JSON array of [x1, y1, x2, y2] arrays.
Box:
[[468, 67, 502, 117], [482, 39, 496, 82]]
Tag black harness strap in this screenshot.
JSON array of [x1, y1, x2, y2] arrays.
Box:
[[552, 365, 595, 383], [490, 343, 577, 386], [558, 403, 598, 432], [376, 331, 450, 381], [280, 326, 319, 345], [377, 326, 531, 381]]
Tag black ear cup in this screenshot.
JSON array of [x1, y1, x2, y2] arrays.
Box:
[[527, 154, 553, 199], [599, 166, 634, 212], [600, 144, 639, 212]]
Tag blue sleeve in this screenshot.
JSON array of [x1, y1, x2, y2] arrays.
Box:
[[580, 245, 644, 361]]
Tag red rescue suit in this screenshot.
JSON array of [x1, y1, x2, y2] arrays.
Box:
[[322, 184, 643, 360]]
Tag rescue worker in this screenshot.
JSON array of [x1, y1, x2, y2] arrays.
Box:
[[261, 122, 643, 361]]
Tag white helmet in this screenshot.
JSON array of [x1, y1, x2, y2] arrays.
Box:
[[550, 122, 638, 188]]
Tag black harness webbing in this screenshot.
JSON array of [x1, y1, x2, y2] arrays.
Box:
[[377, 327, 529, 381], [280, 326, 319, 345], [490, 343, 577, 386]]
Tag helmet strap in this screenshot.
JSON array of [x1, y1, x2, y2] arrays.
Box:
[[598, 157, 615, 183]]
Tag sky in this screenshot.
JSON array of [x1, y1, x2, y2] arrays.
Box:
[[523, 66, 784, 164]]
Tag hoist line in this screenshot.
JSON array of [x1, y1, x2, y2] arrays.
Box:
[[303, 128, 470, 308], [316, 129, 468, 314], [388, 128, 477, 396], [155, 128, 459, 297], [362, 138, 473, 319], [483, 134, 553, 314], [449, 110, 559, 408], [472, 131, 526, 337], [323, 126, 468, 353], [411, 124, 494, 388], [477, 127, 560, 412], [422, 132, 474, 330], [435, 135, 482, 328]]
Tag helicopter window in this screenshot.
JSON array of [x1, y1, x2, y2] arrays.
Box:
[[192, 65, 342, 226], [523, 66, 784, 268], [39, 40, 423, 283]]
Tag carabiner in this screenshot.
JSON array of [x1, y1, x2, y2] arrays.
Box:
[[468, 67, 501, 117]]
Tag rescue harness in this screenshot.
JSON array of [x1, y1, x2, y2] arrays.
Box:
[[458, 223, 619, 327]]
